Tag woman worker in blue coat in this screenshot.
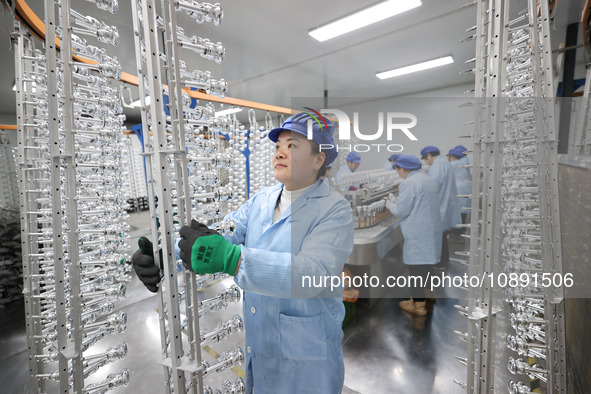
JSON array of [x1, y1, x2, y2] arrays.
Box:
[[420, 146, 462, 269], [386, 155, 442, 316], [334, 152, 361, 191], [133, 113, 354, 393], [381, 154, 400, 170]]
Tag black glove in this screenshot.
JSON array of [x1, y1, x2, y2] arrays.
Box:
[[132, 237, 162, 293]]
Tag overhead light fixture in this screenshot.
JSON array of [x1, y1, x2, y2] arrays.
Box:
[[130, 96, 151, 108], [376, 56, 454, 79], [309, 0, 421, 42], [215, 107, 242, 117]]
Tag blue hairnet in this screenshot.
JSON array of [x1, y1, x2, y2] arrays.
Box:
[[268, 112, 338, 166], [454, 145, 468, 155], [395, 155, 422, 170], [448, 147, 464, 158], [420, 145, 440, 159], [388, 154, 401, 161], [346, 152, 361, 163]]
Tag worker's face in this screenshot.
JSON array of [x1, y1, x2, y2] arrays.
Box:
[[448, 155, 457, 162], [395, 167, 411, 179], [347, 161, 360, 171], [423, 154, 436, 166], [273, 131, 325, 190]]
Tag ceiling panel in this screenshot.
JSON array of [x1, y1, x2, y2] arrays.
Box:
[[0, 0, 587, 125]]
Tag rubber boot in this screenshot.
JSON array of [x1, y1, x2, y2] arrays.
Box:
[[398, 298, 427, 316]]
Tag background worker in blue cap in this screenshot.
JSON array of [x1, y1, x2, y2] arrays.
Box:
[[334, 151, 361, 191], [381, 154, 401, 170], [132, 112, 354, 394], [447, 146, 472, 243], [420, 145, 461, 270], [385, 155, 442, 316]]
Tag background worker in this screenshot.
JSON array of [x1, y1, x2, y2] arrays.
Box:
[[133, 113, 354, 393], [381, 154, 401, 170], [420, 145, 461, 270], [386, 155, 442, 316], [334, 152, 361, 191]]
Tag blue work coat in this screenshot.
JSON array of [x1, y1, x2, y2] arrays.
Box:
[[224, 178, 354, 393], [333, 163, 359, 191], [387, 171, 442, 265], [427, 155, 462, 230], [450, 157, 472, 211]]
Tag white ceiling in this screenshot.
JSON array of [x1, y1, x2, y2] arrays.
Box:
[[0, 0, 587, 125]]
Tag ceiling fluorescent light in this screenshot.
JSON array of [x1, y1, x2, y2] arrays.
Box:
[[376, 56, 454, 79], [215, 107, 242, 117], [309, 0, 421, 42]]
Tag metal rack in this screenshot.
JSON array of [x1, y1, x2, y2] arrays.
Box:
[[122, 134, 149, 201], [0, 132, 19, 208], [247, 110, 276, 198], [571, 63, 591, 156], [13, 0, 131, 390], [131, 1, 245, 393], [456, 0, 567, 392]]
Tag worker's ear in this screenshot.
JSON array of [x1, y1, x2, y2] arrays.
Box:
[[313, 151, 326, 171]]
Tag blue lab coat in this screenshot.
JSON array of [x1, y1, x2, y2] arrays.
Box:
[[450, 157, 472, 211], [427, 155, 462, 230], [333, 163, 359, 191], [223, 178, 354, 393], [387, 171, 442, 265]]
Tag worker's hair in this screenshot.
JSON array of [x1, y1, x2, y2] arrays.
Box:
[[429, 151, 440, 157], [309, 140, 327, 180]]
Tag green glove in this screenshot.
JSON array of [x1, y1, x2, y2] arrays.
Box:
[[178, 220, 241, 275]]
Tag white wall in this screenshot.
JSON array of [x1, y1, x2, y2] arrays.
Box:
[[0, 113, 16, 124], [330, 83, 475, 172]]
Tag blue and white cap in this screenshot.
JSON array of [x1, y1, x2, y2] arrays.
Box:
[[269, 112, 338, 166]]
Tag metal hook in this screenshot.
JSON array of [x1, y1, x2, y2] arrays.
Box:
[[265, 112, 273, 130], [119, 86, 137, 108], [248, 108, 256, 130]]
